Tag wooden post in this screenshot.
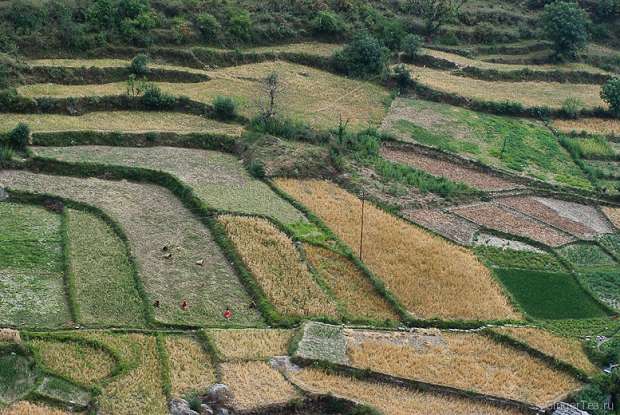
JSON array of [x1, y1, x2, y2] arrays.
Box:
[[359, 191, 365, 261]]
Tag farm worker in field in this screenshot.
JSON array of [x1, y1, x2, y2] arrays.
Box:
[[224, 307, 233, 320], [181, 300, 188, 311]]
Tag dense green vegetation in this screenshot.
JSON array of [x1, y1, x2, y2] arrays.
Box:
[[475, 246, 565, 272], [556, 243, 618, 272], [494, 268, 609, 319]]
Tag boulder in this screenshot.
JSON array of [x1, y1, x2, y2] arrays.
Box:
[[205, 384, 234, 407], [200, 404, 214, 415], [0, 187, 8, 201], [169, 398, 199, 415]]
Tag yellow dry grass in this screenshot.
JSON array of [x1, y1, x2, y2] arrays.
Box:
[[245, 42, 342, 57], [405, 65, 606, 109], [346, 331, 582, 407], [18, 61, 390, 130], [207, 329, 294, 361], [552, 118, 620, 136], [164, 336, 216, 397], [28, 58, 209, 74], [218, 215, 339, 318], [491, 327, 598, 375], [0, 402, 70, 415], [79, 333, 167, 415], [29, 339, 116, 385], [0, 112, 243, 135], [291, 368, 526, 415], [602, 207, 620, 229], [421, 48, 608, 74], [304, 244, 398, 321], [0, 329, 20, 343], [274, 179, 519, 321], [219, 361, 300, 411]]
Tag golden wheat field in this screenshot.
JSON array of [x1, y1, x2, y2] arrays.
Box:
[[552, 118, 620, 136], [405, 65, 606, 109], [219, 361, 300, 411], [490, 327, 598, 375], [206, 329, 294, 361], [17, 61, 390, 130], [345, 330, 582, 407], [602, 207, 620, 229], [0, 112, 243, 135], [274, 179, 520, 321], [218, 215, 339, 318], [28, 339, 116, 385], [291, 368, 527, 415], [303, 244, 398, 321], [164, 336, 216, 397], [0, 402, 70, 415]]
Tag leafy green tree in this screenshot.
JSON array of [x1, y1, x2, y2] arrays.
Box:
[[401, 33, 423, 57], [601, 77, 620, 117], [312, 11, 345, 35], [332, 33, 389, 78], [228, 9, 252, 42], [542, 1, 590, 60], [195, 13, 221, 41], [407, 0, 467, 37], [9, 123, 30, 150], [130, 53, 149, 75]]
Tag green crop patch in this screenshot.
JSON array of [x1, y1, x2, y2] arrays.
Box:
[[0, 203, 70, 328], [34, 146, 306, 227], [0, 171, 263, 327], [66, 209, 145, 327], [494, 268, 609, 320], [0, 353, 37, 405], [578, 271, 620, 312], [475, 246, 565, 272], [35, 377, 91, 408], [556, 243, 618, 273], [382, 98, 592, 189], [599, 234, 620, 259]]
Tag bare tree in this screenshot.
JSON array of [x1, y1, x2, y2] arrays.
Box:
[[258, 71, 283, 119], [407, 0, 468, 38]]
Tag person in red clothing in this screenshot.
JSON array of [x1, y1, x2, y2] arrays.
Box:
[[223, 307, 232, 320]]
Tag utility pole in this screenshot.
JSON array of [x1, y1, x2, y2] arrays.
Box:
[[359, 191, 365, 261]]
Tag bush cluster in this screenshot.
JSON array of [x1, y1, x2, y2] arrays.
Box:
[[332, 33, 389, 78], [141, 83, 176, 109], [212, 96, 237, 120]]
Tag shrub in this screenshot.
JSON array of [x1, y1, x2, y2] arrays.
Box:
[[228, 9, 252, 42], [311, 11, 344, 35], [400, 33, 422, 58], [601, 77, 620, 117], [593, 0, 620, 22], [130, 53, 149, 75], [542, 1, 590, 60], [213, 96, 237, 119], [195, 12, 221, 41], [332, 33, 389, 78], [141, 83, 176, 109], [248, 160, 266, 179], [0, 146, 15, 162], [393, 64, 413, 93], [172, 17, 193, 44], [7, 0, 46, 33], [0, 64, 8, 89], [9, 122, 30, 150], [561, 97, 583, 119], [373, 18, 406, 50]]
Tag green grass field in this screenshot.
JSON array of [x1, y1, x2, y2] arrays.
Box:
[[556, 243, 618, 273], [599, 234, 620, 260], [494, 268, 609, 319], [0, 353, 37, 406], [66, 209, 145, 327], [382, 98, 592, 189], [0, 203, 70, 328], [578, 271, 620, 312], [474, 246, 565, 272]]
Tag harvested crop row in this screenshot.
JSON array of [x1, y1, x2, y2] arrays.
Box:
[[0, 112, 242, 135], [451, 203, 576, 247], [34, 146, 305, 226], [0, 401, 71, 415], [490, 326, 598, 375], [497, 196, 606, 240], [303, 244, 398, 322], [602, 207, 620, 229], [407, 208, 480, 245], [164, 336, 215, 397], [218, 215, 338, 319], [552, 118, 620, 136], [274, 179, 519, 321], [78, 333, 167, 415], [28, 338, 116, 385], [66, 209, 144, 327], [0, 171, 262, 326], [344, 329, 582, 407], [206, 329, 294, 361], [219, 361, 300, 411], [18, 61, 390, 130], [405, 65, 606, 109], [380, 145, 520, 191], [291, 368, 526, 415], [0, 202, 70, 328]]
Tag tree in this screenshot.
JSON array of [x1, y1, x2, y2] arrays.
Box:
[[130, 53, 149, 75], [332, 33, 389, 78], [542, 1, 589, 61], [401, 33, 423, 58], [407, 0, 467, 38], [9, 123, 30, 150], [601, 77, 620, 117], [259, 72, 282, 119]]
